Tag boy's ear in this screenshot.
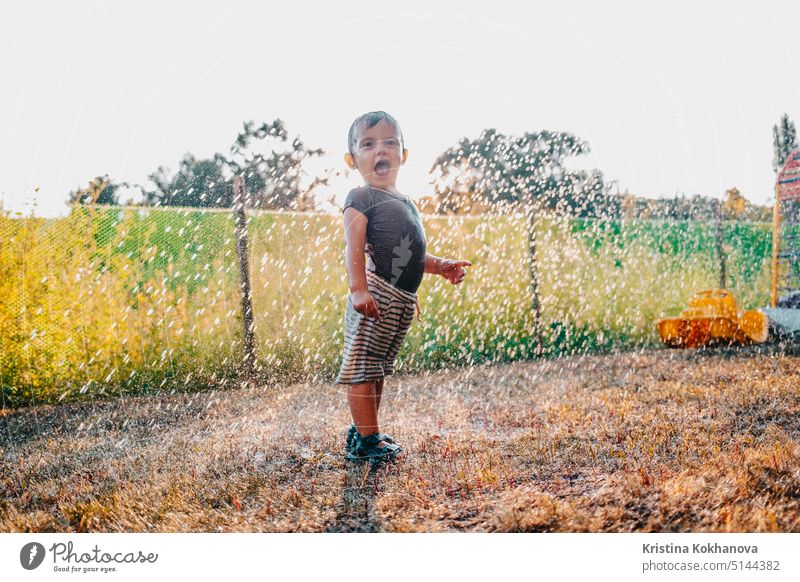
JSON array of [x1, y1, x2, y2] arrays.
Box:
[[344, 152, 357, 170], [401, 148, 408, 164]]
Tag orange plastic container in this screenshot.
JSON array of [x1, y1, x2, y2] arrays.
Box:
[[657, 289, 768, 348]]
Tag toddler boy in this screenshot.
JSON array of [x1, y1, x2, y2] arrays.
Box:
[[337, 111, 471, 464]]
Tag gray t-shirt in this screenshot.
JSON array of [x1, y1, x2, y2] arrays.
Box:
[[342, 185, 427, 294]]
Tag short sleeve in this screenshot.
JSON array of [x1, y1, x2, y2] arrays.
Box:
[[342, 187, 373, 219]]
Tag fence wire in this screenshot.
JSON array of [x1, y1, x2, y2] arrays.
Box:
[[0, 204, 773, 408]]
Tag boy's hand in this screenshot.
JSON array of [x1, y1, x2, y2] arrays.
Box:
[[439, 259, 471, 285], [351, 290, 381, 320]]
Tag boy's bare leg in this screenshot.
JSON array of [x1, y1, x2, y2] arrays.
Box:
[[347, 381, 388, 447], [375, 378, 384, 411]]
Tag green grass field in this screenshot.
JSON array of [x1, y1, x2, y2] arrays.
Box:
[[0, 206, 773, 408]]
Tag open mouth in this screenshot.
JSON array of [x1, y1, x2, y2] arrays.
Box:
[[374, 159, 391, 176]]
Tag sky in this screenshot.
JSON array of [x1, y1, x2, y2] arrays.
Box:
[[1, 0, 799, 217]]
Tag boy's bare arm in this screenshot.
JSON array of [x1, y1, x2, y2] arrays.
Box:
[[343, 207, 381, 320], [424, 253, 443, 275], [425, 252, 472, 285], [343, 208, 369, 292]]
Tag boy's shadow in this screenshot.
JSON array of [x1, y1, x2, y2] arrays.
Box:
[[327, 462, 383, 532]]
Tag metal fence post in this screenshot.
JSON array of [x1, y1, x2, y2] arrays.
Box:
[[771, 181, 781, 307], [525, 202, 543, 355], [233, 176, 257, 384], [715, 199, 727, 290]]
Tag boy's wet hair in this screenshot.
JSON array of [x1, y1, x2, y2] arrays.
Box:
[[347, 111, 405, 156]]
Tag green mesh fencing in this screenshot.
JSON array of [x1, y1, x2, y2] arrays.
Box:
[[1, 205, 245, 408], [0, 204, 772, 408]]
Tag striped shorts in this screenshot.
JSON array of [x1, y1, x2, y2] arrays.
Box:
[[336, 270, 419, 384]]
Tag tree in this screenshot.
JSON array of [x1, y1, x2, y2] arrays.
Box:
[[227, 120, 327, 211], [68, 175, 122, 206], [141, 119, 329, 210], [428, 128, 612, 217], [722, 187, 746, 218], [773, 113, 798, 173], [144, 153, 231, 208], [611, 190, 771, 222]]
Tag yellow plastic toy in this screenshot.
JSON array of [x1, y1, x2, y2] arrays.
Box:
[[657, 289, 768, 348]]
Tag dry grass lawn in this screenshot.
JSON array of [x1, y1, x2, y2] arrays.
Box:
[[2, 345, 799, 532]]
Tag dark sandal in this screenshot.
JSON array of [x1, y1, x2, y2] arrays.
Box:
[[346, 432, 403, 464], [346, 424, 395, 453], [345, 425, 357, 453]]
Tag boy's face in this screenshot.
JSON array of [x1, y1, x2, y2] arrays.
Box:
[[344, 119, 408, 190]]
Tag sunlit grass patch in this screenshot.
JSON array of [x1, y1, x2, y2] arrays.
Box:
[[2, 348, 799, 532], [1, 207, 772, 408]]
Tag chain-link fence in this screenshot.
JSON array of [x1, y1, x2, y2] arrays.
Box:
[[0, 203, 773, 408]]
